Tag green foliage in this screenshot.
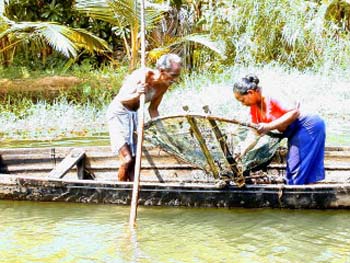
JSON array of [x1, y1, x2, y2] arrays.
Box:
[[200, 0, 350, 71], [325, 0, 350, 31], [59, 65, 128, 108], [74, 0, 168, 70], [2, 0, 350, 71], [2, 63, 349, 145], [1, 0, 120, 67]]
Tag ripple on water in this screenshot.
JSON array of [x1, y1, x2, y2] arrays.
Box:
[[1, 202, 350, 262]]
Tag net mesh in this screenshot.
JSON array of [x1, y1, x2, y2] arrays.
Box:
[[144, 115, 281, 179]]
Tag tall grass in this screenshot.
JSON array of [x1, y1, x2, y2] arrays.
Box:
[[1, 64, 349, 145], [0, 100, 106, 140], [206, 0, 350, 72], [162, 65, 350, 117], [161, 64, 350, 146]]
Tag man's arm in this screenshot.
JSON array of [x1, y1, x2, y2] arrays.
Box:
[[148, 94, 164, 119], [117, 69, 149, 105]]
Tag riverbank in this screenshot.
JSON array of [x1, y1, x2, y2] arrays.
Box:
[[0, 76, 82, 93], [0, 65, 349, 146]]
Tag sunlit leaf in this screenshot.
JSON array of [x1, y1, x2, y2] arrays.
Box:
[[169, 34, 226, 58], [0, 21, 110, 58]]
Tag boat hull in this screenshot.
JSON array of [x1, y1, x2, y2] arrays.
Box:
[[1, 174, 350, 209], [1, 145, 350, 209]]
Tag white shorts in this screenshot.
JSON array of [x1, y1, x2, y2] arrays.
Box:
[[106, 99, 138, 156]]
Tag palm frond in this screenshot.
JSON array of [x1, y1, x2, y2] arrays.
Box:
[[64, 27, 110, 53], [75, 0, 118, 25], [37, 23, 78, 57], [0, 0, 7, 17], [170, 34, 226, 58], [0, 21, 110, 57], [75, 0, 165, 29]]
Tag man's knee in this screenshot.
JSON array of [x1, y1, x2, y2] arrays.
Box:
[[120, 155, 133, 167], [118, 144, 133, 166]]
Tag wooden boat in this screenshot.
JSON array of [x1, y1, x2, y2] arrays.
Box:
[[1, 114, 350, 209]]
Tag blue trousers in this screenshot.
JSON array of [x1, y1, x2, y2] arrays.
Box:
[[282, 115, 326, 185]]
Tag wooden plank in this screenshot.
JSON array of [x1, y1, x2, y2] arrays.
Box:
[[48, 148, 85, 179], [1, 145, 349, 160], [77, 157, 96, 180]]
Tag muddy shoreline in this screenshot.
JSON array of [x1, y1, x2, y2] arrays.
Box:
[[0, 76, 83, 93]]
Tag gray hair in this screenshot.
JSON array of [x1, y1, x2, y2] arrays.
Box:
[[156, 53, 182, 70]]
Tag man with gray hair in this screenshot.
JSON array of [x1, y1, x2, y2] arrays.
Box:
[[106, 53, 182, 181]]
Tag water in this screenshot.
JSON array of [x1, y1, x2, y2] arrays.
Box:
[[0, 136, 110, 149], [0, 132, 349, 262], [1, 126, 349, 149], [1, 200, 350, 263]]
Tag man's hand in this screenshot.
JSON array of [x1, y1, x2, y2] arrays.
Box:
[[136, 83, 146, 95]]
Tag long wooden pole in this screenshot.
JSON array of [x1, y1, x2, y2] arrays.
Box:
[[129, 0, 146, 227]]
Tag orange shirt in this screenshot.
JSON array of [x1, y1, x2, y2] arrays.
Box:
[[250, 97, 289, 124]]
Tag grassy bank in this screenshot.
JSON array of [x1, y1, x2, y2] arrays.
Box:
[[1, 64, 350, 146]]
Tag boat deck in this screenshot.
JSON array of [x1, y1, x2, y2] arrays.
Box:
[[0, 145, 350, 183]]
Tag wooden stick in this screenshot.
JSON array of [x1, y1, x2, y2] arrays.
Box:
[[185, 115, 220, 178], [202, 106, 245, 187], [129, 0, 146, 228]]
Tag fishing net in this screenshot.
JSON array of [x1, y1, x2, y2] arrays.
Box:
[[144, 115, 282, 184]]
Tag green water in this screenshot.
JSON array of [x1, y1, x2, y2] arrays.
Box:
[[1, 200, 350, 263], [0, 136, 110, 149], [1, 130, 349, 149]]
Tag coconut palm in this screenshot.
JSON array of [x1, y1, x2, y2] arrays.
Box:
[[147, 0, 226, 69], [75, 0, 168, 70], [74, 0, 226, 70], [0, 0, 110, 67]]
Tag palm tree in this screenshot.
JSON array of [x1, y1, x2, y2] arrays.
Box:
[[74, 0, 226, 71], [147, 0, 226, 69], [75, 0, 167, 70], [0, 0, 111, 67]]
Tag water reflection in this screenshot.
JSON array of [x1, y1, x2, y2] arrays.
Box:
[[1, 201, 350, 262], [1, 136, 110, 149]]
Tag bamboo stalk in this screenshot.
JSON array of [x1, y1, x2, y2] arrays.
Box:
[[185, 115, 220, 179], [203, 107, 244, 186], [129, 0, 146, 228]]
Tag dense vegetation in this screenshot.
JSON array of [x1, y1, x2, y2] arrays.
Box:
[[1, 0, 350, 145], [2, 0, 350, 71]]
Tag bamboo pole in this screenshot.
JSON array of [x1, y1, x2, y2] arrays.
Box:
[[185, 115, 220, 178], [129, 0, 146, 228]]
